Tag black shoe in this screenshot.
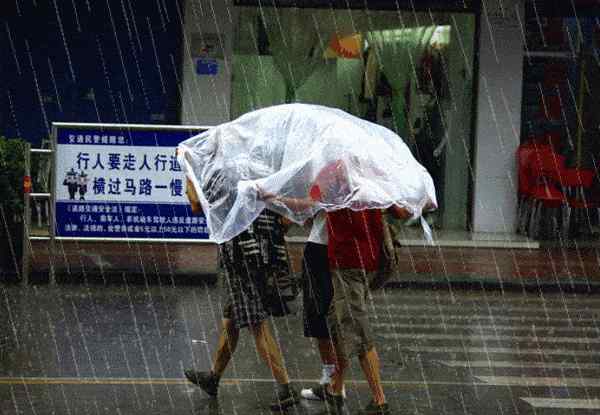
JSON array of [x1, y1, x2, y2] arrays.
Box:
[[311, 385, 346, 414], [184, 369, 219, 397], [357, 400, 391, 415], [269, 385, 300, 411]]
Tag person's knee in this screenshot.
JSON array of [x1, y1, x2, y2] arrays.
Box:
[[250, 322, 274, 356], [222, 319, 240, 339], [334, 356, 349, 373], [248, 321, 267, 338], [357, 345, 376, 360], [223, 318, 236, 330]]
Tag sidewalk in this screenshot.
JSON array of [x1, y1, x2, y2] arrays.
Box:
[[392, 245, 600, 291], [22, 239, 600, 291]]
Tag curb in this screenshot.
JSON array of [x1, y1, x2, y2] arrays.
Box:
[[6, 271, 600, 293], [385, 273, 600, 293]]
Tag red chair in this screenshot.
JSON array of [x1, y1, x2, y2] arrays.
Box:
[[516, 144, 537, 234], [516, 141, 553, 234], [561, 168, 596, 236], [526, 148, 569, 239], [530, 148, 598, 237]]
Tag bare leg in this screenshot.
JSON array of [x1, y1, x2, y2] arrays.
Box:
[[329, 361, 348, 395], [317, 337, 337, 366], [359, 347, 385, 405], [328, 340, 348, 396], [211, 318, 240, 377], [250, 320, 290, 384]]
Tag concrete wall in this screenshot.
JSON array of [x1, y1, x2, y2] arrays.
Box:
[[472, 0, 524, 233], [180, 0, 236, 126]]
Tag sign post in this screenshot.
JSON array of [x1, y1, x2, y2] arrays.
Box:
[[22, 143, 31, 285]]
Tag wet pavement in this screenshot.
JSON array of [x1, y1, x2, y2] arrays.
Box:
[[1, 283, 600, 414]]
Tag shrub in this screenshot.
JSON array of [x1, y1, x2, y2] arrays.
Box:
[[0, 136, 28, 221]]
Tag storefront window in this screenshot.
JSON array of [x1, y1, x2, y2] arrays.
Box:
[[232, 7, 476, 231]]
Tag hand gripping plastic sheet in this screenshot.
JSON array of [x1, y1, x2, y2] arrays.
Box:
[[177, 104, 437, 243]]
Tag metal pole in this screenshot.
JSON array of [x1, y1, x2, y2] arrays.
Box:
[[49, 126, 57, 285], [22, 143, 31, 285], [576, 47, 586, 169]]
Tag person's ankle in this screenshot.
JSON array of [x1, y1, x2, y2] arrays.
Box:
[[327, 385, 344, 397], [277, 382, 291, 395], [373, 397, 386, 406]]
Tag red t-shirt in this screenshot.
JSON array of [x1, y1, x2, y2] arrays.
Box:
[[310, 160, 383, 271], [326, 208, 383, 272]]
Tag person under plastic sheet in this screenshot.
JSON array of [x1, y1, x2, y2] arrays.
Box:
[[182, 172, 300, 412], [176, 104, 437, 244], [258, 159, 412, 415], [297, 209, 346, 402]]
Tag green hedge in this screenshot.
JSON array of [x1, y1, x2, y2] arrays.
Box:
[[0, 136, 28, 221], [0, 136, 28, 275]]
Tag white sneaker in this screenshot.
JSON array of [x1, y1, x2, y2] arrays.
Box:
[[300, 384, 347, 400], [301, 365, 346, 400], [301, 387, 323, 400]]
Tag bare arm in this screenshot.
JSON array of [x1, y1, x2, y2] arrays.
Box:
[[424, 199, 437, 212], [387, 198, 436, 219], [278, 215, 296, 234], [185, 177, 203, 215], [273, 196, 316, 212], [256, 186, 316, 212], [387, 204, 412, 219]]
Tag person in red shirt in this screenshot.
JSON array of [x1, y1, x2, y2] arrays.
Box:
[[260, 160, 410, 415]]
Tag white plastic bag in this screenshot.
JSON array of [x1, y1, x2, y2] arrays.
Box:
[[178, 104, 436, 243]]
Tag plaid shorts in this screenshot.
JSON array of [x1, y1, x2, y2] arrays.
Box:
[[221, 265, 270, 329], [218, 210, 296, 329]]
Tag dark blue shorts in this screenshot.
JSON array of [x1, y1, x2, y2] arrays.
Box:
[[302, 242, 333, 339]]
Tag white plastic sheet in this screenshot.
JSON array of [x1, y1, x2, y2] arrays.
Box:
[[177, 104, 437, 243]]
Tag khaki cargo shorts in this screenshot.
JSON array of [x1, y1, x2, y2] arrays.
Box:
[[327, 268, 375, 359]]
